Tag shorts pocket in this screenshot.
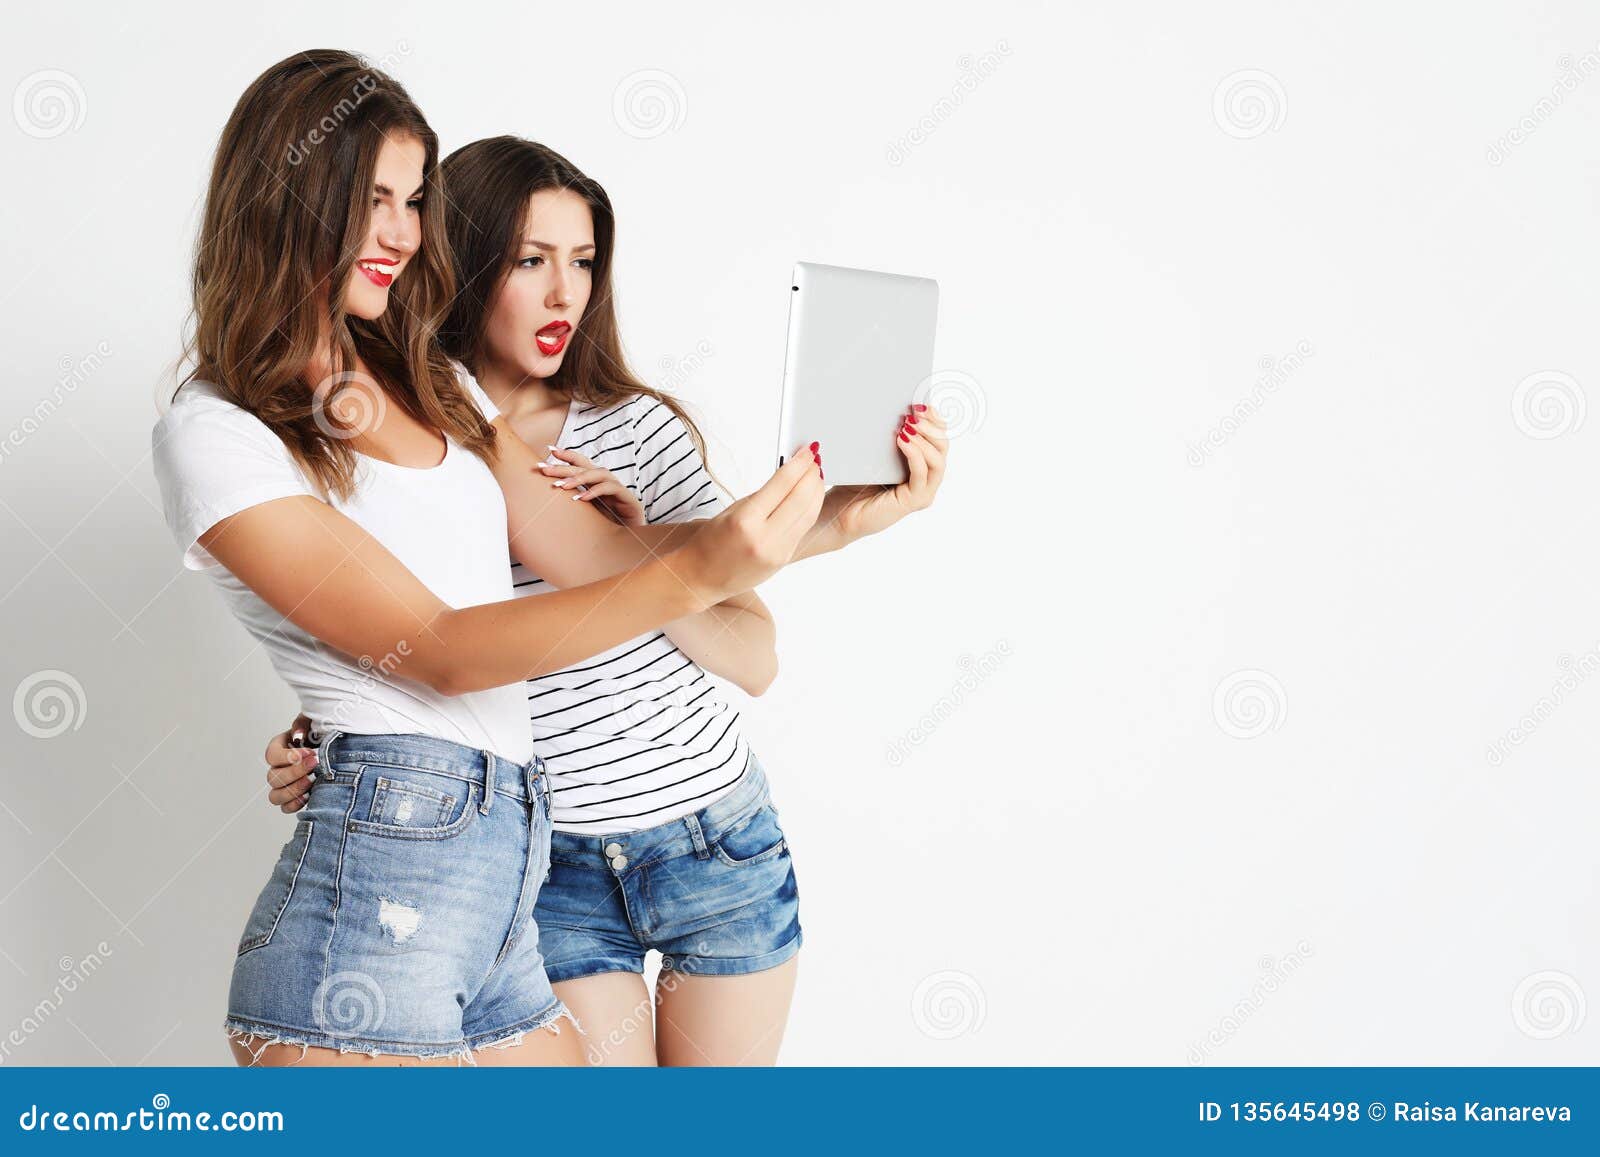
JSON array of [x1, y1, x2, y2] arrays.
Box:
[[347, 772, 480, 842], [712, 806, 787, 868], [237, 820, 314, 956]]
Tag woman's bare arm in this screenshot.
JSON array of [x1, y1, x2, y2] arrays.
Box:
[[662, 588, 778, 695], [196, 447, 823, 696]]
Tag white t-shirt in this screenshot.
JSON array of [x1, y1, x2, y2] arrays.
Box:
[[476, 386, 749, 833], [151, 375, 533, 764]]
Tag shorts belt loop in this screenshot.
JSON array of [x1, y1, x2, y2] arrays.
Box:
[[684, 812, 711, 861], [479, 750, 495, 816], [535, 755, 551, 816]]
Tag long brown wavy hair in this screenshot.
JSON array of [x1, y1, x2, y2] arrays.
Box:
[[179, 49, 495, 501], [439, 135, 714, 477]]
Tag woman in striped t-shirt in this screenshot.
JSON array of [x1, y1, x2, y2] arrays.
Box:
[[261, 136, 949, 1064]]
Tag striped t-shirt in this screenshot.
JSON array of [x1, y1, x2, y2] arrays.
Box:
[[509, 394, 750, 833]]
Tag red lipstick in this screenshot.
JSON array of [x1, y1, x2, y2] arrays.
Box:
[[356, 257, 398, 289], [536, 320, 571, 357]]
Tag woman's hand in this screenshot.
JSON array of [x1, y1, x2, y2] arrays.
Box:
[[265, 713, 316, 814], [822, 402, 949, 543], [536, 445, 647, 526]]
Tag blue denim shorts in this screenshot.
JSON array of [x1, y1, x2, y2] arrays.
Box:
[[225, 730, 571, 1062], [533, 752, 802, 982]]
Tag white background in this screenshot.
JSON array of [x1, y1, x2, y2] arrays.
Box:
[[2, 0, 1597, 1065]]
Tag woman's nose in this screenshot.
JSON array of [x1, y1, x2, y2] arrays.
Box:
[[547, 268, 572, 308], [377, 211, 418, 255]]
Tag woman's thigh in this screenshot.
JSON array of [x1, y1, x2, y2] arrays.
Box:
[[654, 955, 799, 1067], [553, 971, 658, 1066]]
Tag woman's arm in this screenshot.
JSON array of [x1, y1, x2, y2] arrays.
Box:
[[662, 588, 778, 695], [537, 441, 780, 694], [197, 447, 823, 695]]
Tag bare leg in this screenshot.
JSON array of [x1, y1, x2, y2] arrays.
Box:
[[654, 954, 799, 1067], [227, 1018, 584, 1067], [552, 971, 658, 1066]]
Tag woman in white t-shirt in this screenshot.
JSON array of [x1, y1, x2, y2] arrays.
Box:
[[153, 51, 848, 1067], [257, 136, 950, 1065]]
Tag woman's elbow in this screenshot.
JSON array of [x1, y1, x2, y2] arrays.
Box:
[[741, 651, 779, 697]]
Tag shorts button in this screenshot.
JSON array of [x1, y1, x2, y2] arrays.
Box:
[[610, 854, 628, 871], [604, 842, 623, 857]]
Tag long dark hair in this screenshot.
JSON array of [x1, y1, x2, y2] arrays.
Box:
[[439, 135, 713, 472], [181, 49, 495, 501]]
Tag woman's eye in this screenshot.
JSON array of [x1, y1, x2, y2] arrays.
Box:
[[406, 198, 423, 211], [574, 258, 594, 270], [518, 256, 544, 269]]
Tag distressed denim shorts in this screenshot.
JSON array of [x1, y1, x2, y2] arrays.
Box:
[[534, 752, 803, 982], [225, 729, 571, 1062]]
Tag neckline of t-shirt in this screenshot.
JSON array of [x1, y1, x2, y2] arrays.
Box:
[[355, 432, 453, 474]]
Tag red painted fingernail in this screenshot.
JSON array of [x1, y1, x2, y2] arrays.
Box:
[[809, 441, 819, 453], [899, 430, 910, 442], [913, 403, 927, 412], [907, 414, 918, 425]]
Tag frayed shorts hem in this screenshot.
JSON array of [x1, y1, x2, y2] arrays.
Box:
[[224, 997, 577, 1065]]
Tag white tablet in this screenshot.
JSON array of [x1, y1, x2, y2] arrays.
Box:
[[776, 262, 939, 485]]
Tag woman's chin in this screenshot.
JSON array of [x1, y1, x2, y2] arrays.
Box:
[[521, 351, 565, 378], [342, 285, 391, 321]]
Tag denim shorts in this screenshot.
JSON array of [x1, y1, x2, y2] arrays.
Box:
[[533, 752, 802, 982], [225, 729, 571, 1062]]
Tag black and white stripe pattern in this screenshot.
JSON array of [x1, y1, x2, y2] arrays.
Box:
[[509, 395, 747, 832]]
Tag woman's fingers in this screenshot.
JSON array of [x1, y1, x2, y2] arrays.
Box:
[[269, 776, 313, 807], [551, 468, 611, 491], [897, 420, 931, 497], [267, 749, 315, 789], [281, 796, 308, 815], [540, 445, 596, 469]]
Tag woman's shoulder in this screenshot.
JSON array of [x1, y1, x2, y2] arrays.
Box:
[[153, 379, 283, 451]]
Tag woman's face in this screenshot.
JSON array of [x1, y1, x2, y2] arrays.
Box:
[[481, 188, 595, 380], [342, 133, 425, 320]]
